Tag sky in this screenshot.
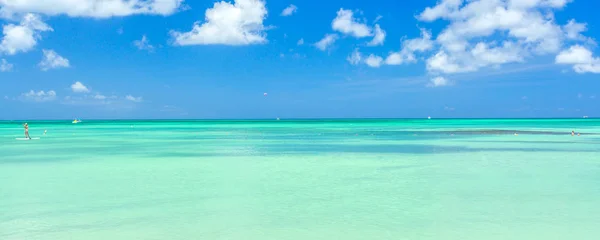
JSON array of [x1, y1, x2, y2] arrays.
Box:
[[0, 0, 599, 120]]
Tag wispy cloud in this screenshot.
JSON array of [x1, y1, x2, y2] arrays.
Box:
[[39, 49, 70, 71], [281, 4, 297, 16]]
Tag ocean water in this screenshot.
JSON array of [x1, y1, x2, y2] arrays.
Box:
[[1, 119, 599, 240]]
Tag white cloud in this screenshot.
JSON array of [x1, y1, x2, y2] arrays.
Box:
[[315, 34, 338, 51], [332, 9, 372, 38], [555, 45, 595, 64], [0, 14, 52, 55], [0, 0, 183, 18], [364, 54, 384, 68], [281, 4, 297, 16], [133, 35, 154, 51], [39, 49, 70, 71], [93, 94, 107, 100], [0, 58, 13, 72], [386, 28, 434, 65], [171, 0, 268, 46], [367, 24, 385, 46], [415, 0, 592, 75], [297, 38, 304, 45], [418, 0, 463, 22], [563, 19, 588, 41], [427, 51, 475, 73], [20, 90, 56, 102], [470, 42, 524, 64], [373, 15, 383, 24], [71, 81, 90, 93], [555, 45, 600, 73], [427, 76, 452, 87], [125, 95, 143, 102], [347, 48, 362, 65]]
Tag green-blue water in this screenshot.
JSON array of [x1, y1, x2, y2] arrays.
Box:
[[1, 119, 599, 239]]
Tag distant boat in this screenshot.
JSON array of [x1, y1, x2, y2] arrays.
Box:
[[427, 116, 431, 120], [276, 118, 280, 121], [583, 116, 589, 119], [72, 119, 81, 124]]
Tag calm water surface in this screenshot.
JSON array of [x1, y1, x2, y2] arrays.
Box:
[[1, 119, 599, 239]]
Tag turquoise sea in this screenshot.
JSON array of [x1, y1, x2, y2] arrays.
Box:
[[1, 119, 599, 240]]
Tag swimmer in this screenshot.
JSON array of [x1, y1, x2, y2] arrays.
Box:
[[571, 131, 575, 136], [577, 133, 581, 136], [44, 129, 47, 135], [23, 123, 31, 140]]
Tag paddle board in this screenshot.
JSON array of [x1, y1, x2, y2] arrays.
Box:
[[16, 138, 40, 141]]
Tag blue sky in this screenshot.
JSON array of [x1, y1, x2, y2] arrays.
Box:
[[0, 0, 599, 119]]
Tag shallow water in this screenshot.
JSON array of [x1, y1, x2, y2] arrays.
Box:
[[1, 119, 599, 240]]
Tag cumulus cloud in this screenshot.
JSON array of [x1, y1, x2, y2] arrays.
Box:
[[332, 9, 372, 38], [0, 0, 183, 18], [171, 0, 268, 46], [315, 34, 338, 51], [364, 54, 384, 68], [427, 76, 452, 87], [71, 81, 90, 93], [555, 45, 600, 73], [281, 4, 297, 16], [125, 95, 143, 102], [0, 13, 52, 55], [563, 19, 589, 41], [414, 0, 593, 75], [367, 24, 385, 46], [39, 49, 70, 71], [297, 38, 304, 45], [133, 35, 154, 51], [20, 90, 57, 102], [386, 28, 434, 65], [0, 58, 13, 72]]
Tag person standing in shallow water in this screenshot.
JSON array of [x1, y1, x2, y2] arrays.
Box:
[[24, 123, 31, 139]]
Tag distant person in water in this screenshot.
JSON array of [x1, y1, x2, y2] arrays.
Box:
[[44, 129, 47, 135], [571, 131, 575, 136], [24, 123, 31, 139]]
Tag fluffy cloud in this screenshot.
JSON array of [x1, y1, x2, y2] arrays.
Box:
[[346, 49, 384, 68], [415, 0, 592, 74], [0, 0, 183, 18], [563, 19, 588, 41], [386, 28, 434, 65], [71, 81, 90, 93], [0, 58, 12, 71], [426, 41, 525, 73], [0, 13, 52, 55], [315, 34, 338, 51], [297, 38, 304, 45], [281, 4, 297, 16], [125, 95, 143, 102], [39, 49, 70, 71], [133, 35, 154, 51], [364, 54, 384, 68], [427, 76, 452, 87], [20, 90, 56, 102], [555, 45, 600, 73], [332, 9, 372, 38], [171, 0, 268, 46], [367, 24, 385, 46]]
